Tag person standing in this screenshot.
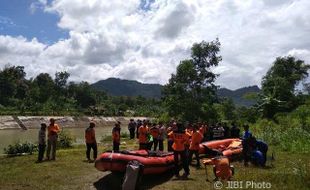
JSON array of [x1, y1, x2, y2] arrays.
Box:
[[128, 119, 136, 139], [138, 121, 149, 150], [46, 118, 60, 161], [230, 122, 240, 138], [157, 122, 166, 151], [85, 121, 97, 162], [136, 119, 142, 139], [167, 122, 177, 152], [242, 124, 252, 140], [212, 123, 225, 140], [149, 123, 159, 151], [112, 122, 121, 152], [189, 125, 203, 167], [223, 123, 230, 139], [37, 123, 47, 163], [168, 123, 190, 179]]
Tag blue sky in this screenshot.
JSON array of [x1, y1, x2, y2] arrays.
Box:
[[0, 0, 67, 44]]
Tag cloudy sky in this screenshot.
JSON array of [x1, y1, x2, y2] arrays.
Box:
[[0, 0, 309, 89]]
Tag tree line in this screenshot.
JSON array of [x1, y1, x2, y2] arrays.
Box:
[[0, 66, 162, 116]]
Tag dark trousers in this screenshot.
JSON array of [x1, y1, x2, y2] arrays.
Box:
[[174, 150, 190, 176], [189, 150, 200, 166], [152, 139, 159, 151], [158, 140, 164, 151], [168, 140, 173, 152], [86, 143, 98, 160], [38, 144, 45, 161], [129, 128, 135, 139], [46, 137, 57, 160], [113, 141, 120, 152], [139, 143, 148, 150]]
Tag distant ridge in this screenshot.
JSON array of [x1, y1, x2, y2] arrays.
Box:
[[217, 85, 260, 107], [91, 78, 260, 106], [91, 78, 162, 98]]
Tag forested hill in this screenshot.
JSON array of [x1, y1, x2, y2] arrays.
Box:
[[91, 78, 260, 106], [91, 78, 162, 98], [217, 85, 261, 107]]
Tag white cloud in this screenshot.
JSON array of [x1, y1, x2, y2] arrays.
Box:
[[0, 0, 310, 89]]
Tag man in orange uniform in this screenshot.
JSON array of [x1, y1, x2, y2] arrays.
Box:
[[149, 123, 159, 151], [46, 118, 60, 160], [169, 123, 190, 178], [209, 156, 234, 181], [189, 125, 203, 167], [85, 121, 97, 162], [112, 122, 121, 152], [138, 121, 149, 150]]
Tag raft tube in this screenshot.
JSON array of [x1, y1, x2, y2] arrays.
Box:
[[199, 138, 243, 157], [95, 150, 175, 174]]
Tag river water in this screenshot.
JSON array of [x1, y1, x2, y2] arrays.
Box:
[[0, 126, 129, 153]]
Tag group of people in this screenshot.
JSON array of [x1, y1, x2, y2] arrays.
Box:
[[37, 118, 268, 180], [37, 118, 60, 163]]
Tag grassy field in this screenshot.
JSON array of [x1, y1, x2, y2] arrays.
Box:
[[0, 139, 309, 190]]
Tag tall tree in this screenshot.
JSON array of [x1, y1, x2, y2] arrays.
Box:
[[163, 39, 222, 122], [0, 66, 28, 106], [260, 56, 310, 118]]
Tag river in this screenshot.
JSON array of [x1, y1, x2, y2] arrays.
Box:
[[0, 126, 129, 154]]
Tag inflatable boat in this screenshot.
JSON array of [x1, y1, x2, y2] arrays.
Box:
[[95, 150, 175, 174], [199, 138, 243, 157]]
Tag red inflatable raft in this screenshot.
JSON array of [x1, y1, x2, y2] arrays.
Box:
[[95, 150, 175, 174], [199, 138, 243, 157]]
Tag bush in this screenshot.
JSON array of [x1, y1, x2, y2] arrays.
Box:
[[100, 135, 112, 142], [100, 132, 129, 142], [57, 130, 76, 149], [253, 118, 310, 153], [4, 142, 37, 156]]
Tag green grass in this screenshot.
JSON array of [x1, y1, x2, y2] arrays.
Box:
[[0, 139, 309, 190]]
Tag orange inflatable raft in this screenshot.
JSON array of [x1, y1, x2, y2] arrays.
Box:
[[199, 138, 243, 157], [95, 150, 175, 174]]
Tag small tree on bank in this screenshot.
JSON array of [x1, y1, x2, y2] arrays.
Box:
[[162, 39, 222, 122]]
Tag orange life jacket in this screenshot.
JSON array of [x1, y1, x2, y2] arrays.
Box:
[[48, 124, 60, 137], [213, 157, 232, 180], [85, 127, 96, 143], [189, 131, 203, 150], [150, 126, 159, 139], [169, 131, 190, 151], [138, 126, 149, 143]]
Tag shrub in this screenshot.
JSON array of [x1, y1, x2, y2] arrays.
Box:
[[4, 142, 37, 156], [253, 118, 310, 153], [57, 130, 76, 149], [100, 132, 129, 142]]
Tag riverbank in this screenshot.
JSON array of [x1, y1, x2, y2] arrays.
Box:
[[0, 140, 309, 190], [0, 116, 148, 130]]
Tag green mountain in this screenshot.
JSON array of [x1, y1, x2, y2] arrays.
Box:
[[217, 86, 260, 107], [91, 78, 260, 106], [91, 78, 162, 98]]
